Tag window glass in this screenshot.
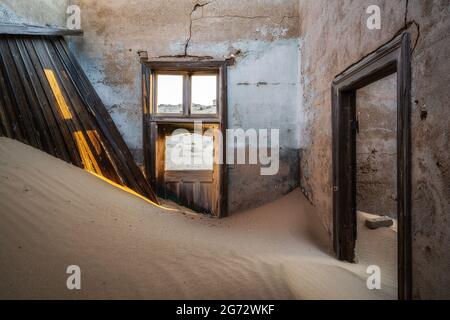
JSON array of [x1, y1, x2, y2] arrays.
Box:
[[157, 74, 183, 113], [165, 131, 213, 171], [191, 75, 217, 114]]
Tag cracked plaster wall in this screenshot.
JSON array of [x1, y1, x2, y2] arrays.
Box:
[[67, 0, 301, 213], [298, 0, 450, 299]]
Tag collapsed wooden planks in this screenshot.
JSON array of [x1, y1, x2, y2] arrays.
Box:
[[0, 34, 159, 204]]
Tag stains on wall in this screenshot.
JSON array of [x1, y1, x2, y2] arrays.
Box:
[[356, 73, 397, 218], [226, 38, 301, 212], [228, 148, 299, 213], [298, 0, 450, 299]]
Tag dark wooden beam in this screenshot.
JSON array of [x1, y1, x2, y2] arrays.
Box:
[[0, 24, 83, 36], [143, 59, 234, 71]]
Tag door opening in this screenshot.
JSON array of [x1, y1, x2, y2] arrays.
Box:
[[332, 33, 411, 300], [355, 72, 398, 297], [155, 123, 220, 214]]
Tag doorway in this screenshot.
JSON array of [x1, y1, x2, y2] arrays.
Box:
[[154, 122, 221, 214], [331, 33, 411, 299], [355, 72, 398, 297]]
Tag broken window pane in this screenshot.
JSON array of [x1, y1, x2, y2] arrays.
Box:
[[191, 75, 217, 114], [165, 131, 213, 171], [157, 74, 183, 114]]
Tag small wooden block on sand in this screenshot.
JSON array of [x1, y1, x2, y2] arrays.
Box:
[[365, 216, 394, 230]]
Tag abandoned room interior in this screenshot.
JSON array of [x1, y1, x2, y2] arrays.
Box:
[[0, 0, 449, 301]]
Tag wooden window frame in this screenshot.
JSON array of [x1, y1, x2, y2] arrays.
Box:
[[141, 60, 232, 217], [331, 33, 412, 300], [153, 71, 219, 117]]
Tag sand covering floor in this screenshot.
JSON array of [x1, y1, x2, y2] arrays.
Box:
[[0, 137, 396, 299]]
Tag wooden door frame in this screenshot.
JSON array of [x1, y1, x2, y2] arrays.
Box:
[[140, 59, 231, 217], [331, 33, 412, 300]]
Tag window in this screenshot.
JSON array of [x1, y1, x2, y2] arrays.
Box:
[[191, 75, 217, 114], [154, 72, 218, 116], [156, 74, 183, 114], [165, 131, 214, 171], [142, 60, 230, 217]]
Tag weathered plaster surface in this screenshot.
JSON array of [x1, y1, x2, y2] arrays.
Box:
[[298, 0, 450, 299], [356, 73, 397, 218], [68, 0, 300, 213], [0, 0, 68, 27], [226, 38, 301, 212]]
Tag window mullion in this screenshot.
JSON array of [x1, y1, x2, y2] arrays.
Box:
[[183, 74, 191, 116]]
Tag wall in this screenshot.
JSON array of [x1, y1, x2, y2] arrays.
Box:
[[68, 0, 301, 213], [298, 0, 450, 299], [0, 0, 68, 27], [356, 73, 397, 218]]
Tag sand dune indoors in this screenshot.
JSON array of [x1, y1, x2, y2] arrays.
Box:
[[0, 138, 396, 299]]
